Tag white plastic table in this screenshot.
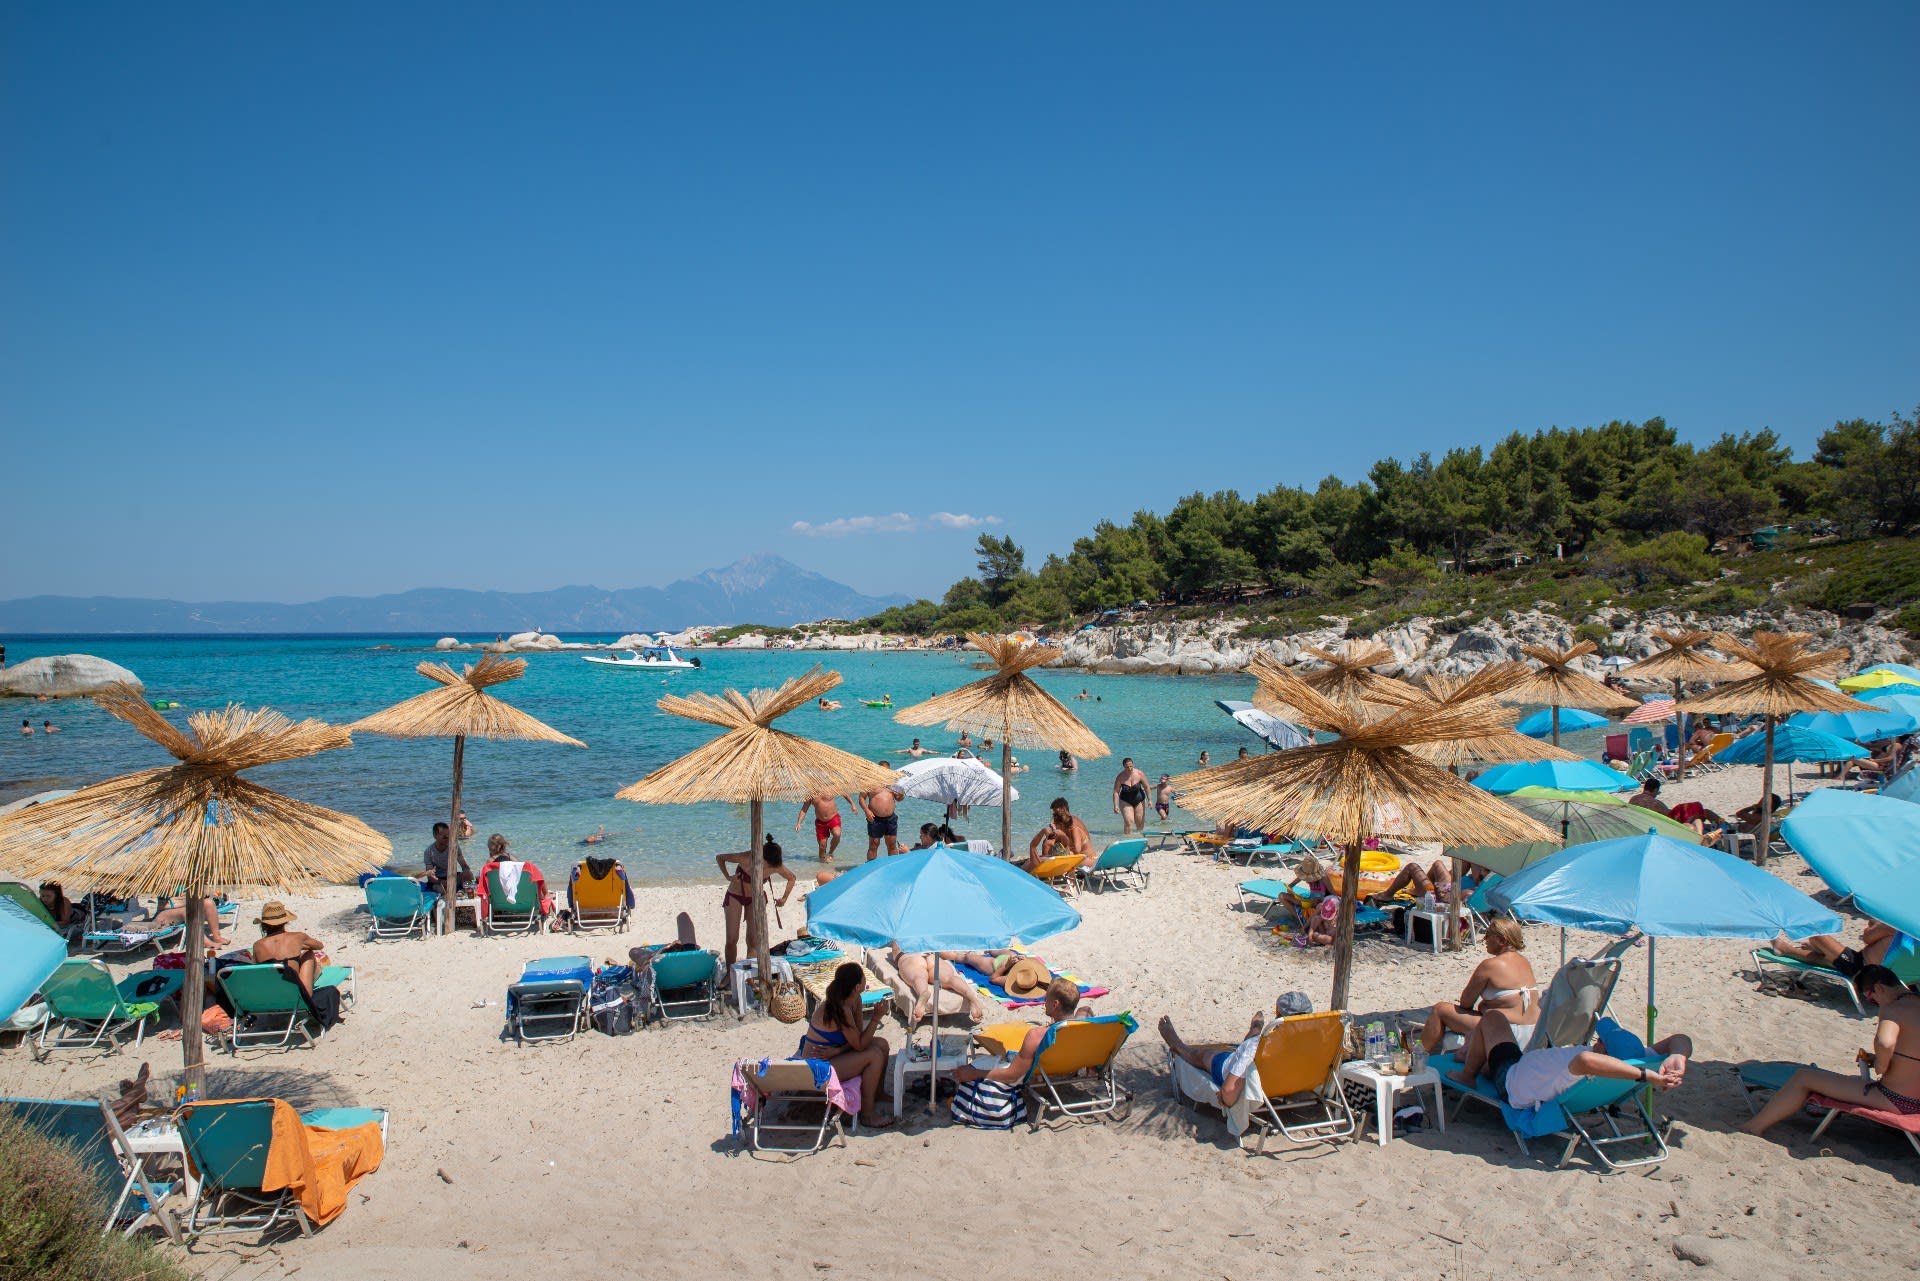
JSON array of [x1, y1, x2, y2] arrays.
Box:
[[891, 1034, 999, 1119], [122, 1116, 199, 1205], [1338, 1060, 1445, 1146], [1403, 908, 1448, 953]]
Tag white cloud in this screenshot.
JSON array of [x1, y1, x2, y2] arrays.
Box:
[[791, 511, 1003, 537]]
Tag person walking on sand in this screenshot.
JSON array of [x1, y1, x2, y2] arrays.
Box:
[[853, 764, 901, 860], [796, 793, 844, 863], [1113, 757, 1149, 834]]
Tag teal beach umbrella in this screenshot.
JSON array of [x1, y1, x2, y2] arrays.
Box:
[[1778, 789, 1920, 938], [1473, 760, 1636, 794], [1450, 786, 1701, 876], [0, 895, 64, 1024], [1515, 708, 1607, 738], [1785, 707, 1918, 742]]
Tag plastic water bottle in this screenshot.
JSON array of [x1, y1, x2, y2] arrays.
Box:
[[1365, 1021, 1385, 1064], [1410, 1041, 1429, 1075]]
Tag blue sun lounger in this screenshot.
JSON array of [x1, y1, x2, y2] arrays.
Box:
[[1430, 1049, 1670, 1171]]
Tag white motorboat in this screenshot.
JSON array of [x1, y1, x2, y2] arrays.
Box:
[[583, 646, 701, 671]]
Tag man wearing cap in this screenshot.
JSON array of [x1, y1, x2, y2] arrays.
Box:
[[1159, 991, 1315, 1107], [250, 901, 328, 995]]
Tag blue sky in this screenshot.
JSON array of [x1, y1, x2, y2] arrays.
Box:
[[3, 4, 1915, 603]]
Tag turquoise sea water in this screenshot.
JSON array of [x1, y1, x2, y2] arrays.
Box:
[[0, 635, 1612, 885]]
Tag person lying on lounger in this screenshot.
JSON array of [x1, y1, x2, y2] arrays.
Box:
[[890, 944, 991, 1023], [1767, 919, 1903, 979], [1371, 858, 1453, 903], [1446, 1008, 1691, 1106], [1742, 965, 1920, 1138], [1416, 917, 1539, 1053], [1158, 991, 1315, 1107], [132, 896, 232, 948]]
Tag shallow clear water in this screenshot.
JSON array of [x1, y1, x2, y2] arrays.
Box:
[[0, 635, 1612, 884]]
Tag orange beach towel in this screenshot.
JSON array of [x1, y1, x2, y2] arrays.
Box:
[[195, 1098, 385, 1226]]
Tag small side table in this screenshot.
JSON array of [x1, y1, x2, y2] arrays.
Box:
[[1403, 909, 1447, 953], [1338, 1060, 1445, 1146], [122, 1117, 200, 1206], [891, 1034, 1000, 1119]]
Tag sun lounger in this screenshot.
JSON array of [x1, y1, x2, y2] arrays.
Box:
[[34, 959, 163, 1058], [1026, 853, 1083, 894], [1, 1096, 184, 1241], [1079, 838, 1150, 892], [506, 955, 592, 1042], [1750, 949, 1867, 1015], [568, 858, 633, 933], [1737, 1060, 1920, 1156], [863, 947, 976, 1027], [1532, 940, 1629, 1050], [646, 948, 723, 1023], [479, 861, 550, 935], [1244, 1011, 1355, 1151], [1022, 1013, 1137, 1127], [1432, 1049, 1670, 1170], [1236, 878, 1308, 921], [362, 877, 438, 942], [82, 920, 186, 957], [1219, 838, 1315, 868], [177, 1098, 387, 1239], [949, 953, 1108, 1008], [218, 963, 355, 1053], [733, 1058, 857, 1156]]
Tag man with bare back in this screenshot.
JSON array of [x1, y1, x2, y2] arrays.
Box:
[[795, 793, 844, 863], [853, 762, 902, 860]]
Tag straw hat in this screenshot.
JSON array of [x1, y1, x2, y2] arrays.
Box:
[[1001, 957, 1051, 999], [256, 901, 295, 927]]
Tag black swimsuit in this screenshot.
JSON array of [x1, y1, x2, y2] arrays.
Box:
[[1118, 783, 1147, 806]]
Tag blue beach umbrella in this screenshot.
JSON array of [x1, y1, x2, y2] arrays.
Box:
[[1778, 789, 1920, 938], [1853, 689, 1920, 720], [0, 895, 65, 1025], [1472, 759, 1636, 795], [1489, 832, 1842, 1044], [1515, 708, 1608, 738], [1712, 724, 1867, 777], [1885, 768, 1920, 806], [1786, 707, 1920, 743], [806, 845, 1082, 1110]]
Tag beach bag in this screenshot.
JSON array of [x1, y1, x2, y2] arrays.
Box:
[[593, 998, 635, 1036], [951, 1078, 1027, 1130], [767, 979, 807, 1025], [201, 1006, 232, 1035]]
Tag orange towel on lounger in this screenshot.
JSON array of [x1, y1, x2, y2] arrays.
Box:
[[220, 1098, 385, 1226]]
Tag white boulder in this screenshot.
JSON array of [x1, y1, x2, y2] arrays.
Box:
[[0, 654, 144, 697]]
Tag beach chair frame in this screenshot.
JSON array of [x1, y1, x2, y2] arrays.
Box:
[[569, 861, 633, 934], [34, 959, 159, 1059], [1808, 1098, 1920, 1156], [1440, 1055, 1670, 1172], [1027, 853, 1082, 896], [648, 949, 723, 1023], [1750, 948, 1866, 1016], [1245, 1012, 1356, 1152], [1023, 1015, 1137, 1129], [1, 1096, 185, 1242], [480, 866, 546, 936], [507, 979, 587, 1043], [83, 920, 186, 958], [1078, 838, 1150, 893], [363, 877, 438, 942], [218, 964, 355, 1054], [738, 1061, 851, 1157], [178, 1101, 312, 1241]]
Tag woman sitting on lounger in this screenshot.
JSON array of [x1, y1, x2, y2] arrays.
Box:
[[795, 962, 894, 1129], [891, 944, 991, 1023], [1744, 965, 1920, 1137], [1417, 917, 1538, 1053]]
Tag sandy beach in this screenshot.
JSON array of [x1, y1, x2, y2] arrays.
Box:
[[4, 759, 1915, 1281]]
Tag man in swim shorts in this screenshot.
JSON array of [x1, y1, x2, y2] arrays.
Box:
[[795, 793, 844, 864], [854, 764, 901, 860], [1159, 991, 1315, 1107]]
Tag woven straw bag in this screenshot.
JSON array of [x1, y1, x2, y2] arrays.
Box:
[[767, 979, 807, 1024]]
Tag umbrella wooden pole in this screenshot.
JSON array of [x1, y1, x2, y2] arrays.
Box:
[[1000, 728, 1012, 859], [1756, 716, 1777, 869], [1328, 840, 1364, 1012], [1445, 856, 1464, 950], [1551, 703, 1561, 747], [749, 799, 770, 1010], [1673, 678, 1688, 781], [181, 894, 207, 1099], [444, 735, 465, 935]]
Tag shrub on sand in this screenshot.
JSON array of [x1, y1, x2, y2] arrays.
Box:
[[0, 1112, 187, 1281]]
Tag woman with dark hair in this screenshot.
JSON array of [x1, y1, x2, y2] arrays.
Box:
[[716, 837, 796, 967], [1744, 965, 1920, 1137], [795, 961, 894, 1128]]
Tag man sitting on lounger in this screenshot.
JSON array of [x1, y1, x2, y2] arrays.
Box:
[[1446, 1008, 1690, 1107], [1025, 797, 1094, 870], [250, 901, 329, 994], [948, 978, 1082, 1088], [1159, 991, 1315, 1107]]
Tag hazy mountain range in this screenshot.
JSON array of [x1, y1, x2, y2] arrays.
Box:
[[0, 555, 911, 635]]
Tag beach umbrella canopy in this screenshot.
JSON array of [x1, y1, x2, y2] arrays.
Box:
[[1215, 699, 1312, 751], [1714, 724, 1868, 765], [1784, 707, 1920, 743], [1839, 668, 1920, 692], [0, 686, 389, 1094], [894, 635, 1108, 858], [1681, 631, 1873, 867], [1884, 768, 1920, 805], [1173, 662, 1554, 1009], [0, 895, 65, 1024], [892, 756, 1018, 809], [1516, 707, 1607, 738], [1450, 786, 1702, 876], [1473, 759, 1636, 794], [806, 844, 1081, 1111], [1251, 642, 1423, 720], [1779, 790, 1920, 938], [1622, 700, 1677, 725], [1854, 688, 1920, 719], [351, 655, 585, 932], [1503, 640, 1638, 745], [620, 667, 899, 996]]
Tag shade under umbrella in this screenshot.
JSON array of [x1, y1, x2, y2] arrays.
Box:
[[1714, 725, 1867, 765], [0, 896, 65, 1023], [1778, 789, 1920, 939], [1473, 760, 1635, 794], [806, 845, 1081, 1111], [1215, 699, 1312, 751], [1450, 786, 1702, 876], [1622, 701, 1677, 725], [1785, 707, 1920, 743], [892, 756, 1018, 809], [1516, 707, 1607, 737]]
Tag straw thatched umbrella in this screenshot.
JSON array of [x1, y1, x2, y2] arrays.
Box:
[[1173, 664, 1555, 1009], [1504, 641, 1638, 745], [1617, 629, 1751, 780], [892, 634, 1108, 858], [0, 686, 389, 1095], [1679, 632, 1870, 866], [350, 656, 584, 933], [617, 667, 897, 1000], [1251, 642, 1423, 720]]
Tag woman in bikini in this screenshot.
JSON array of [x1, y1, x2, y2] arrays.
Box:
[[795, 962, 895, 1129], [1744, 965, 1920, 1137], [716, 838, 796, 968], [1417, 916, 1540, 1054]]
